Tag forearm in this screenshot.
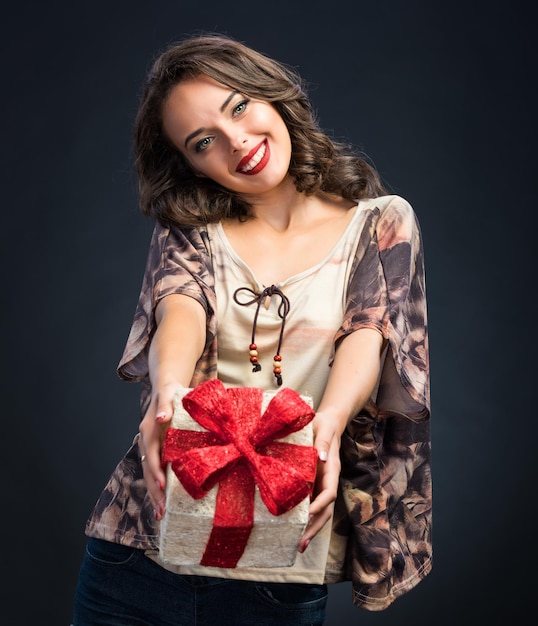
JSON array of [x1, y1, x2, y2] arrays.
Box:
[[148, 293, 207, 390], [301, 327, 385, 547], [139, 293, 206, 519], [317, 327, 385, 435]]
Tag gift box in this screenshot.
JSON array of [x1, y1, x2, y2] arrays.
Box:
[[159, 379, 318, 569]]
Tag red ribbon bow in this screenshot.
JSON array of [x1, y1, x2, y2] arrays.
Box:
[[161, 379, 318, 568]]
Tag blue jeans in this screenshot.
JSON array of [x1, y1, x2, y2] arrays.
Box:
[[72, 538, 328, 625]]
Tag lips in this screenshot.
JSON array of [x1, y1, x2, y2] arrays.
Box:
[[236, 139, 270, 175]]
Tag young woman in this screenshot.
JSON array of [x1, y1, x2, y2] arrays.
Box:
[[73, 34, 432, 626]]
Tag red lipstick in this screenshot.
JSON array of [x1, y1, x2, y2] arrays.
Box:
[[236, 139, 270, 175]]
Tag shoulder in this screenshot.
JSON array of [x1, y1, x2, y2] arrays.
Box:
[[152, 221, 211, 257], [357, 194, 417, 226], [360, 195, 419, 250], [359, 194, 414, 218], [140, 222, 213, 283]]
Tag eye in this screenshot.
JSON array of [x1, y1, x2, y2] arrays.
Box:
[[194, 136, 214, 153], [232, 99, 250, 116]]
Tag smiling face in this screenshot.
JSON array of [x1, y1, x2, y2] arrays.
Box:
[[161, 74, 293, 197]]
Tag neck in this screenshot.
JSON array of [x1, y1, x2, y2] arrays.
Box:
[[239, 177, 311, 231]]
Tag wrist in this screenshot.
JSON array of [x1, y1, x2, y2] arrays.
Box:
[[313, 408, 348, 438], [150, 376, 187, 395]]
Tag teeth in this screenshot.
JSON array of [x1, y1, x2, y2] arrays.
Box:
[[240, 142, 266, 172]]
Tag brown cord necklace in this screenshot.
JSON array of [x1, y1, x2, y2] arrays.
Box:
[[232, 285, 290, 386]]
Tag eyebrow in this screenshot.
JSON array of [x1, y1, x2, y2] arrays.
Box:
[[220, 90, 239, 112], [183, 90, 240, 148]]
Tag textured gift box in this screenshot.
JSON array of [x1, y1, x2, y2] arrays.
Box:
[[159, 380, 317, 569]]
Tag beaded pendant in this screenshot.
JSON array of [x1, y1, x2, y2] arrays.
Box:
[[233, 285, 290, 387]]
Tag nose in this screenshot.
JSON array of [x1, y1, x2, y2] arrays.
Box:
[[227, 130, 248, 153]]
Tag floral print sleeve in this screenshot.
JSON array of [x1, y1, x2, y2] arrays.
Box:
[[329, 196, 432, 610]]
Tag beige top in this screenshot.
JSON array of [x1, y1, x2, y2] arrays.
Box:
[[89, 194, 432, 608], [148, 201, 372, 583]]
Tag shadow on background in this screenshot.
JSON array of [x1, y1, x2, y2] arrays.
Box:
[[1, 1, 534, 624]]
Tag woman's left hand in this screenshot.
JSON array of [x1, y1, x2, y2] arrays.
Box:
[[298, 412, 341, 553]]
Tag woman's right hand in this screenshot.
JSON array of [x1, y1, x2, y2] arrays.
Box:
[[138, 294, 207, 520], [138, 382, 178, 521]]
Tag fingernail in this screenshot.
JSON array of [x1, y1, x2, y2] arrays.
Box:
[[298, 538, 310, 553], [156, 479, 164, 491], [318, 450, 328, 462], [156, 412, 167, 422]]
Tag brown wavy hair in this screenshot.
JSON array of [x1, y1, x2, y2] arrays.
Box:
[[134, 33, 387, 227]]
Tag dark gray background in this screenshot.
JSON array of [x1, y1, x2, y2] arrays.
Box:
[[2, 1, 534, 624]]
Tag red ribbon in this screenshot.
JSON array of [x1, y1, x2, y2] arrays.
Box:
[[161, 379, 318, 568]]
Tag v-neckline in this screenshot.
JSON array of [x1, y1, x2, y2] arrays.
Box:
[[213, 203, 361, 289]]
